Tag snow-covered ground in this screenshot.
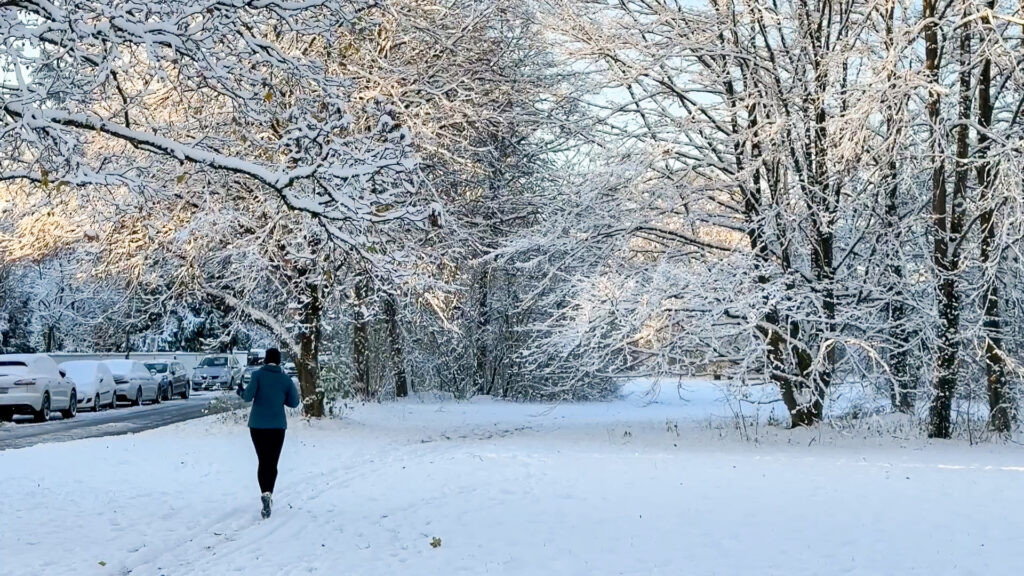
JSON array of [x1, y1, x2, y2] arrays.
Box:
[[2, 379, 1022, 575]]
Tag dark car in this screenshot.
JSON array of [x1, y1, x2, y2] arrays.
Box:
[[192, 355, 241, 391], [145, 360, 190, 400], [246, 349, 266, 367]]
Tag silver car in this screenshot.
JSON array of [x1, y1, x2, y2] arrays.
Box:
[[192, 355, 241, 390], [103, 360, 160, 406], [240, 364, 259, 388]]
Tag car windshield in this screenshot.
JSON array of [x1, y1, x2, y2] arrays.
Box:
[[146, 363, 168, 373], [0, 361, 28, 376], [199, 357, 228, 367]]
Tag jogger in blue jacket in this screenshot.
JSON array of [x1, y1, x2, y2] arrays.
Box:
[[238, 348, 300, 519]]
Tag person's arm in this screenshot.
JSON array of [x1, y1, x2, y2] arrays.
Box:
[[284, 378, 300, 408], [242, 371, 259, 402]]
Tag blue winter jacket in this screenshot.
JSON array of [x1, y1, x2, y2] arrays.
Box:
[[241, 364, 300, 429]]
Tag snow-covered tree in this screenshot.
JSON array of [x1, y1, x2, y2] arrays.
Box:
[[313, 0, 580, 400], [536, 0, 1024, 431], [2, 0, 419, 222], [1, 0, 435, 415]]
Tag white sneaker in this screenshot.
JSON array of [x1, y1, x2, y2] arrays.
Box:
[[261, 492, 273, 519]]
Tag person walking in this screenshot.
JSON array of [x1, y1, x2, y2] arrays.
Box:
[[237, 348, 300, 519]]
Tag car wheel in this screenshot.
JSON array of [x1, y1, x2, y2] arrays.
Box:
[[132, 388, 142, 407], [93, 394, 101, 412], [60, 390, 77, 418], [109, 393, 118, 409], [33, 393, 51, 422], [180, 384, 190, 400], [152, 388, 162, 404]]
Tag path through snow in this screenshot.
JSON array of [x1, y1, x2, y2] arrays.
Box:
[[1, 380, 1022, 575]]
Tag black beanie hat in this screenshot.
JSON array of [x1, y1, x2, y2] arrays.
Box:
[[264, 348, 282, 365]]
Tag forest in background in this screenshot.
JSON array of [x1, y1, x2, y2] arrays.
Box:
[[2, 0, 1023, 437]]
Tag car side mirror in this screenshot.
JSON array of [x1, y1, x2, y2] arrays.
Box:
[[59, 369, 67, 378]]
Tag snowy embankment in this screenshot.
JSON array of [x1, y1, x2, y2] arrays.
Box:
[[1, 379, 1022, 576]]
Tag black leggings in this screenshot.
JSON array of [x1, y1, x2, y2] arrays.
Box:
[[250, 428, 286, 494]]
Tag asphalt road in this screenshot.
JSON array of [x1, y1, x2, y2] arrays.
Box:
[[0, 392, 235, 451]]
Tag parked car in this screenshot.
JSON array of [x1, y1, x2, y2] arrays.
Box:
[[240, 364, 259, 389], [0, 354, 77, 422], [103, 360, 160, 406], [192, 355, 242, 390], [282, 362, 298, 378], [145, 360, 190, 400], [246, 349, 266, 366], [60, 360, 116, 412], [282, 361, 300, 385]]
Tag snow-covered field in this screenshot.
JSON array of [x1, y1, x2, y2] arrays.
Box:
[[2, 380, 1023, 576]]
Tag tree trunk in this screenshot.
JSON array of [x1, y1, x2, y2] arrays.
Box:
[[795, 5, 835, 425], [743, 94, 815, 427], [790, 318, 824, 426], [297, 280, 324, 418], [352, 275, 371, 399], [882, 1, 916, 413], [384, 293, 408, 398], [930, 277, 960, 439], [976, 1, 1013, 434], [927, 3, 964, 439], [473, 269, 491, 395], [884, 207, 916, 413]]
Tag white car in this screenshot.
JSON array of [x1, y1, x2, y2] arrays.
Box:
[[103, 360, 160, 406], [0, 354, 78, 422], [60, 360, 117, 412]]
